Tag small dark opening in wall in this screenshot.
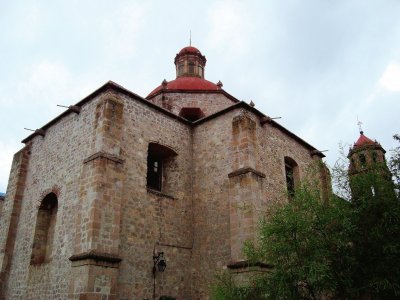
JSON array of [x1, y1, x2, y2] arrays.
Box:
[[147, 143, 177, 191], [284, 156, 299, 198], [179, 107, 205, 122], [359, 153, 367, 168]]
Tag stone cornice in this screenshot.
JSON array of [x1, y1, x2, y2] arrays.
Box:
[[69, 250, 122, 263], [83, 151, 124, 164], [228, 167, 266, 178]]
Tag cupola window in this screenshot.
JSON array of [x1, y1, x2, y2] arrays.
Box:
[[178, 64, 184, 76], [188, 62, 195, 74]]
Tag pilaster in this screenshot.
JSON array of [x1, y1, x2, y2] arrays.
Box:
[[228, 112, 264, 262], [69, 93, 124, 300], [0, 145, 31, 299]]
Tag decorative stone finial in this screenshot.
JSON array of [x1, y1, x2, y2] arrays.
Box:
[[162, 79, 168, 88], [249, 100, 255, 107], [217, 80, 223, 89]]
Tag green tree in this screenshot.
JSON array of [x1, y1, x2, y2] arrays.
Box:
[[212, 135, 400, 299]]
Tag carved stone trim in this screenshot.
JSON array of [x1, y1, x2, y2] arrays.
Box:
[[69, 250, 122, 263], [228, 167, 266, 178], [147, 188, 176, 200], [83, 151, 124, 164]]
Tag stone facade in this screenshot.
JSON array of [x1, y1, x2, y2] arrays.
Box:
[[0, 46, 327, 300], [0, 195, 4, 218]]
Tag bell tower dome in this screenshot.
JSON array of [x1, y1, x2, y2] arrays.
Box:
[[174, 46, 206, 79]]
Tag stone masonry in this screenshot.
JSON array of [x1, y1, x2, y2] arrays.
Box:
[[0, 46, 327, 300]]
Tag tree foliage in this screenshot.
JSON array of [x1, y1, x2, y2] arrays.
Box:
[[212, 135, 400, 300]]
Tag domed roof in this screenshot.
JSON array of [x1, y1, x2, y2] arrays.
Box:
[[178, 46, 202, 55], [147, 77, 219, 98]]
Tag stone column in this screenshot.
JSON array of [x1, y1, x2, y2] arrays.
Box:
[[69, 93, 125, 300]]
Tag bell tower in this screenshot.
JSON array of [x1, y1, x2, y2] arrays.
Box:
[[348, 131, 392, 199], [348, 131, 387, 175]]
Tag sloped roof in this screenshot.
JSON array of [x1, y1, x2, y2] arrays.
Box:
[[354, 132, 377, 147]]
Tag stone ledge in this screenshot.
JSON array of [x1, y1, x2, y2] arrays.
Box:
[[69, 250, 122, 263], [228, 167, 266, 178], [227, 260, 272, 270], [147, 188, 176, 200], [83, 151, 124, 164]]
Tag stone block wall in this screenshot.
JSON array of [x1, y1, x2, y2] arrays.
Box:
[[0, 84, 327, 299], [190, 108, 325, 299], [148, 91, 236, 117], [116, 93, 193, 300], [0, 95, 104, 299]]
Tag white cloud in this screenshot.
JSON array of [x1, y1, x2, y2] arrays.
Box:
[[100, 2, 150, 60], [379, 62, 400, 92], [0, 0, 42, 43], [206, 0, 255, 58]]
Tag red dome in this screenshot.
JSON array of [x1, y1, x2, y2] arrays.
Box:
[[147, 77, 219, 98], [354, 132, 376, 147], [178, 46, 202, 55]]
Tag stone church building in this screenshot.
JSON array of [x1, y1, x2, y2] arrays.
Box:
[[0, 46, 328, 299]]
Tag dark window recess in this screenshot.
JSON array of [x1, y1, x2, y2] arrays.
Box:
[[147, 143, 178, 192], [284, 156, 299, 198], [147, 157, 162, 191], [372, 151, 378, 163], [179, 107, 205, 122], [285, 164, 295, 196], [31, 193, 58, 265], [359, 154, 367, 168]]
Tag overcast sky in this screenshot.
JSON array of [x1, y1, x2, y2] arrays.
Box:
[[1, 0, 400, 192]]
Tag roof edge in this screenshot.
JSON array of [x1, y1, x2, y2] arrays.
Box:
[[22, 81, 191, 143], [193, 101, 325, 157]]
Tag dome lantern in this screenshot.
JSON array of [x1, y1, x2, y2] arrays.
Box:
[[174, 46, 207, 79]]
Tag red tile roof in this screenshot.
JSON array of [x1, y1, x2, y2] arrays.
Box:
[[147, 77, 219, 97], [178, 46, 202, 55], [354, 132, 376, 147]]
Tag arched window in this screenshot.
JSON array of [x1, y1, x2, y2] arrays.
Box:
[[284, 157, 299, 197], [179, 107, 205, 122], [147, 143, 178, 193], [31, 193, 58, 265]]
